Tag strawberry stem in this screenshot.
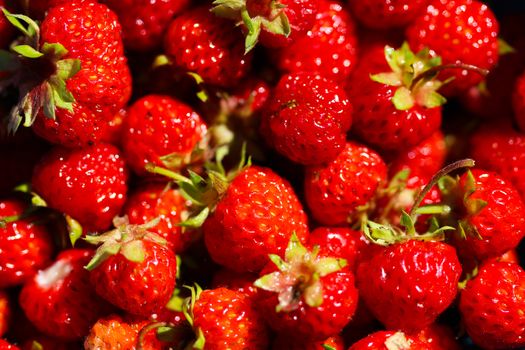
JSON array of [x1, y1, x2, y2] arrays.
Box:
[[410, 63, 489, 90]]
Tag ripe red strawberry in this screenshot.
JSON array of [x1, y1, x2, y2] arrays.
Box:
[[211, 269, 259, 298], [0, 291, 9, 337], [31, 143, 128, 233], [406, 0, 499, 96], [304, 141, 387, 226], [0, 339, 20, 350], [164, 6, 252, 88], [122, 94, 207, 176], [459, 261, 525, 349], [273, 0, 358, 82], [86, 219, 177, 317], [261, 72, 352, 165], [272, 334, 344, 350], [123, 182, 192, 253], [345, 43, 442, 151], [100, 108, 126, 146], [357, 240, 462, 332], [19, 249, 113, 340], [186, 287, 269, 349], [100, 0, 188, 51], [349, 331, 427, 350], [416, 324, 461, 350], [349, 0, 430, 29], [442, 169, 525, 261], [256, 235, 358, 340], [513, 70, 525, 132]]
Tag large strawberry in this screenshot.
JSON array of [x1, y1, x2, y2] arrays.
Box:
[[459, 261, 525, 349], [164, 6, 252, 88], [346, 43, 443, 151], [261, 72, 352, 165], [406, 0, 499, 96], [0, 198, 54, 288], [304, 141, 387, 226], [1, 1, 131, 147], [350, 0, 430, 29], [121, 94, 207, 176], [19, 249, 114, 340], [349, 331, 427, 350]]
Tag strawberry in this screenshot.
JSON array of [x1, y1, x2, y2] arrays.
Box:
[[100, 108, 126, 146], [406, 0, 499, 96], [1, 1, 131, 147], [261, 72, 352, 165], [101, 0, 189, 51], [416, 324, 461, 350], [86, 218, 177, 318], [0, 339, 20, 350], [513, 70, 525, 132], [304, 141, 387, 226], [184, 286, 269, 349], [349, 331, 427, 350], [441, 169, 525, 261], [255, 235, 358, 340], [272, 334, 344, 350], [273, 0, 358, 82], [459, 261, 525, 349], [123, 182, 192, 253], [350, 0, 429, 29], [356, 239, 462, 332], [19, 249, 114, 340], [0, 198, 54, 288], [122, 94, 207, 176], [31, 143, 128, 233], [164, 6, 252, 88], [346, 43, 443, 151], [211, 269, 259, 298], [0, 291, 9, 337]]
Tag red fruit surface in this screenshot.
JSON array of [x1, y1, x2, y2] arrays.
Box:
[[350, 0, 429, 29], [211, 269, 259, 298], [0, 199, 54, 288], [204, 166, 309, 273], [274, 0, 358, 82], [416, 324, 461, 350], [356, 240, 462, 332], [513, 70, 525, 132], [0, 339, 20, 350], [192, 288, 269, 349], [33, 1, 132, 147], [406, 0, 499, 96], [304, 141, 387, 226], [309, 227, 365, 272], [349, 331, 427, 350], [19, 249, 113, 340], [260, 72, 352, 165], [0, 291, 9, 337], [459, 261, 525, 349], [272, 334, 344, 350], [164, 6, 252, 88], [32, 143, 128, 233]]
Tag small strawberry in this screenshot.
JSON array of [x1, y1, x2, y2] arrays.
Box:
[[86, 217, 177, 318], [349, 0, 430, 29], [0, 339, 20, 350], [273, 0, 358, 82], [255, 234, 358, 340], [416, 324, 461, 350], [19, 249, 114, 340], [31, 143, 128, 233], [164, 6, 252, 88], [0, 198, 54, 288], [122, 94, 207, 176], [272, 333, 344, 350], [459, 261, 525, 349], [513, 70, 525, 132], [0, 291, 9, 337], [406, 0, 499, 96], [304, 141, 387, 226], [349, 331, 427, 350], [345, 43, 443, 151], [260, 72, 352, 165]]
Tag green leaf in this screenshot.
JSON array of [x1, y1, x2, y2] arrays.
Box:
[[323, 345, 336, 350], [42, 82, 56, 120], [463, 170, 477, 199], [41, 42, 68, 59], [392, 86, 415, 110], [370, 72, 402, 86], [187, 72, 205, 85], [498, 38, 515, 55], [55, 58, 81, 80], [316, 257, 347, 277], [211, 0, 245, 19], [254, 271, 282, 292], [241, 9, 261, 54], [84, 241, 121, 270], [284, 232, 307, 262], [268, 254, 287, 271], [420, 90, 446, 109], [303, 280, 323, 308], [121, 240, 145, 263], [65, 215, 83, 246], [30, 341, 43, 350], [49, 76, 75, 112], [12, 44, 43, 58], [414, 204, 451, 216], [179, 207, 209, 228], [193, 328, 206, 350], [400, 211, 416, 236], [2, 8, 32, 37]]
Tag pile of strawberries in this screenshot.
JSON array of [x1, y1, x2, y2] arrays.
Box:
[[0, 0, 524, 348]]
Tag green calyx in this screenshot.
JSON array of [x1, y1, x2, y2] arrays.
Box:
[[0, 9, 81, 134], [254, 233, 347, 312], [370, 42, 447, 111], [84, 216, 166, 270], [181, 284, 206, 350], [211, 0, 290, 53]]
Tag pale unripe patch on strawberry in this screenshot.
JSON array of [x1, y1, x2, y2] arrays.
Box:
[[384, 332, 412, 350], [36, 259, 73, 289]]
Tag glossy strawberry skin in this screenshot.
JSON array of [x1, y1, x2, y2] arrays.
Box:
[[0, 291, 9, 337], [33, 1, 131, 147], [164, 6, 252, 88], [31, 143, 128, 233], [309, 227, 365, 272], [416, 324, 461, 350], [122, 95, 207, 176], [304, 141, 387, 226], [356, 240, 462, 332], [101, 0, 188, 51], [274, 0, 358, 82], [261, 72, 352, 165], [459, 261, 525, 349], [0, 339, 20, 350], [193, 288, 269, 350], [123, 183, 192, 253], [349, 331, 427, 350], [19, 249, 114, 340], [346, 45, 442, 151], [350, 0, 429, 29], [90, 240, 177, 317], [204, 166, 309, 273], [455, 169, 525, 261], [406, 0, 499, 96], [0, 199, 54, 288], [513, 71, 525, 132], [272, 334, 344, 350]]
